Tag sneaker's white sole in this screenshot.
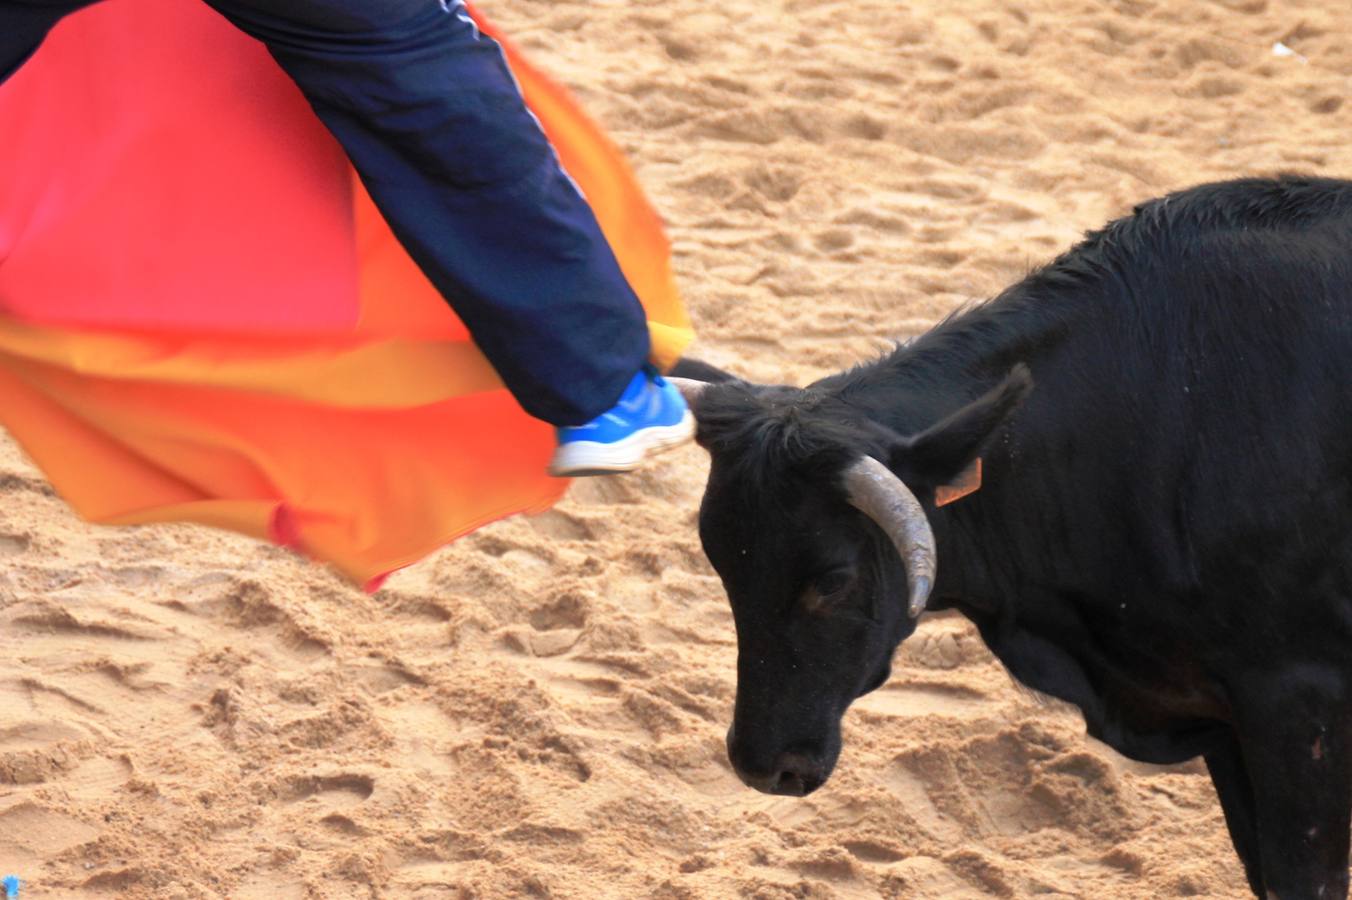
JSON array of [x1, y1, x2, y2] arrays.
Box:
[[549, 410, 695, 477]]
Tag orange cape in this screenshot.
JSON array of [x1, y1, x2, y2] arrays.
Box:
[[0, 0, 692, 588]]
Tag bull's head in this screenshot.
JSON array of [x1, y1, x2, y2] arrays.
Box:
[[672, 366, 1031, 796]]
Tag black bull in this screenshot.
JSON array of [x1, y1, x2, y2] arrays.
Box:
[[671, 176, 1352, 900]]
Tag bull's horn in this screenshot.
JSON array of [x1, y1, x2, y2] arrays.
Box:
[[842, 456, 937, 618], [667, 377, 712, 405]]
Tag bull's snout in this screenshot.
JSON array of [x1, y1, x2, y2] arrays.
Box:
[[727, 725, 830, 796]]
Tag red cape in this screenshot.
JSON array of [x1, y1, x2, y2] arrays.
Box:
[[0, 0, 692, 587]]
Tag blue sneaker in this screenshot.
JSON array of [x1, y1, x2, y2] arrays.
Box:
[[549, 366, 694, 476]]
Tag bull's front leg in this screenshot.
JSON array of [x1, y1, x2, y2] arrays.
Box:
[[1205, 732, 1264, 897], [1233, 665, 1352, 900]]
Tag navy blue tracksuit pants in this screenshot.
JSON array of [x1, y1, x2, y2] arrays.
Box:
[[1, 0, 652, 426]]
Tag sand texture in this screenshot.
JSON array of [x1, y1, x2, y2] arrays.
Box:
[[4, 0, 1352, 896]]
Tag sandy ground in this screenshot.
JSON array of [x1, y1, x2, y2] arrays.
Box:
[[4, 0, 1352, 896]]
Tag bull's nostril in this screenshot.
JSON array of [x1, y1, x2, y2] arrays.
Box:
[[774, 770, 807, 796]]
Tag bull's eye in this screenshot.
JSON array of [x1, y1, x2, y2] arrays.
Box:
[[801, 570, 855, 616], [814, 571, 852, 598]]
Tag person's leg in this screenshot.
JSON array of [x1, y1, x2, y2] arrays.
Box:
[[0, 0, 100, 83], [205, 0, 652, 427]]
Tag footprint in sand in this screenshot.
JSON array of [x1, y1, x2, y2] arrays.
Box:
[[885, 724, 1139, 854], [0, 716, 95, 785], [518, 590, 589, 656], [0, 801, 101, 870], [276, 773, 376, 837]]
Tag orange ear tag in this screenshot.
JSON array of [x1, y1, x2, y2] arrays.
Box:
[[935, 458, 983, 507]]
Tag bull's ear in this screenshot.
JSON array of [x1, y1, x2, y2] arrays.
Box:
[[890, 364, 1033, 490]]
